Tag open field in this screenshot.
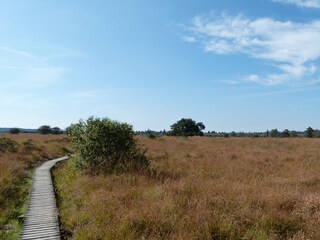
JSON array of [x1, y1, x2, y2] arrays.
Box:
[[0, 134, 70, 240], [54, 137, 320, 239]]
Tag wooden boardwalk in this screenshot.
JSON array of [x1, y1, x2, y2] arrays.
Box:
[[20, 156, 69, 240]]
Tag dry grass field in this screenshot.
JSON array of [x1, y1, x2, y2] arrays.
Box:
[[53, 137, 320, 239], [0, 133, 70, 240]]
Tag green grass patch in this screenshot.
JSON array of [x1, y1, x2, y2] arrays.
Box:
[[0, 171, 33, 240]]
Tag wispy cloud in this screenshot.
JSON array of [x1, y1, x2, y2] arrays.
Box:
[[0, 46, 37, 59], [219, 79, 241, 85], [181, 36, 197, 43], [185, 13, 320, 85], [239, 85, 320, 98], [0, 45, 69, 88], [272, 0, 320, 8]]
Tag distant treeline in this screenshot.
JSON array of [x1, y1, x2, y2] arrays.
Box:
[[0, 128, 37, 133], [1, 126, 319, 138], [0, 126, 64, 135], [136, 127, 319, 138]]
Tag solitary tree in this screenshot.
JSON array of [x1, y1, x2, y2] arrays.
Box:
[[230, 131, 237, 137], [169, 118, 205, 137], [37, 125, 52, 134], [51, 127, 62, 135], [9, 128, 20, 134], [281, 129, 290, 138], [265, 130, 270, 137], [306, 127, 314, 138], [269, 129, 279, 138]]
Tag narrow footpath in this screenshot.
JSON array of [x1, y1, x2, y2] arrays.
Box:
[[20, 156, 69, 240]]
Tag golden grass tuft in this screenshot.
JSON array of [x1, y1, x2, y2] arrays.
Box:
[[54, 137, 320, 239]]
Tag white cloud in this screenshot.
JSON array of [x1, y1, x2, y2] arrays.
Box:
[[273, 0, 320, 8], [181, 36, 197, 43], [188, 13, 320, 85]]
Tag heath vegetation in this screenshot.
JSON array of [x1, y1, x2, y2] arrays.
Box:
[[53, 137, 320, 239], [0, 133, 70, 240]]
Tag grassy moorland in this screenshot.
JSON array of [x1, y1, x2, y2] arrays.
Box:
[[0, 134, 70, 240], [54, 137, 320, 239]]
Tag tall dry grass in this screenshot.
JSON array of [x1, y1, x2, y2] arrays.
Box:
[[0, 133, 70, 240], [54, 137, 320, 239]]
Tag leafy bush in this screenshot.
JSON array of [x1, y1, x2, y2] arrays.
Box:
[[0, 138, 19, 153], [67, 117, 149, 174], [148, 134, 156, 139], [21, 139, 41, 153], [9, 128, 20, 134]]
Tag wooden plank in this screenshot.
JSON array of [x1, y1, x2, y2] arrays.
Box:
[[19, 156, 69, 240]]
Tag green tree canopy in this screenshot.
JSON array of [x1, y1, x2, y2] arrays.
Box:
[[169, 118, 205, 137], [51, 127, 62, 135], [290, 130, 298, 138], [306, 127, 314, 138], [269, 129, 279, 138], [67, 117, 149, 174], [281, 129, 290, 138], [9, 128, 20, 134], [37, 125, 52, 134]]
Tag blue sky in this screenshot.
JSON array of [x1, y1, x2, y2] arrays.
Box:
[[1, 0, 320, 132]]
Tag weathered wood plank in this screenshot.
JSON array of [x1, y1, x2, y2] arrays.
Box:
[[20, 156, 69, 240]]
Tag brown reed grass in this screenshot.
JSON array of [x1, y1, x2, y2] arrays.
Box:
[[54, 137, 320, 239]]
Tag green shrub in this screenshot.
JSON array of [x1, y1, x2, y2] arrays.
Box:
[[67, 117, 149, 174], [148, 134, 156, 139], [0, 138, 19, 153], [21, 139, 40, 153], [9, 128, 20, 134]]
